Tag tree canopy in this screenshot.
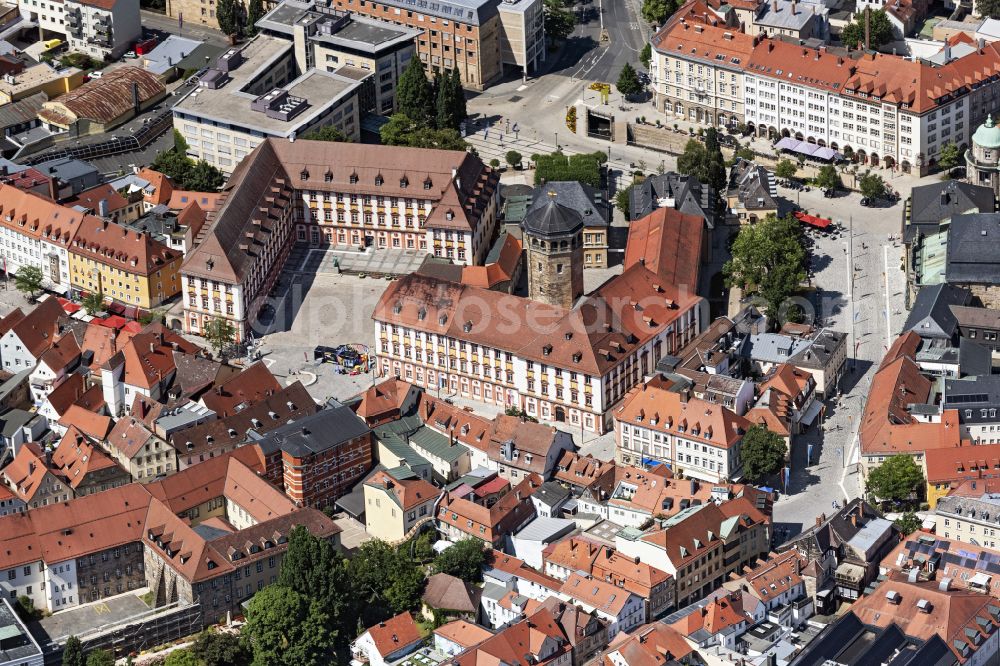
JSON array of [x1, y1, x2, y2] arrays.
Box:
[[85, 651, 115, 666], [543, 0, 576, 42], [81, 291, 106, 315], [436, 67, 466, 132], [348, 539, 426, 625], [164, 650, 202, 666], [894, 512, 922, 536], [151, 131, 224, 191], [203, 317, 236, 355], [397, 57, 435, 122], [815, 165, 842, 191], [215, 0, 241, 37], [841, 9, 893, 49], [677, 133, 725, 193], [191, 631, 251, 666], [62, 636, 85, 666], [641, 0, 679, 25], [979, 0, 1000, 18], [866, 455, 924, 506], [739, 425, 787, 483], [245, 0, 265, 36], [533, 151, 606, 188], [242, 585, 332, 666], [433, 539, 486, 583], [615, 183, 634, 218], [858, 169, 888, 200], [505, 150, 523, 168], [300, 126, 349, 142], [723, 214, 807, 320], [380, 113, 467, 150], [640, 43, 652, 70], [775, 159, 799, 180], [13, 265, 43, 300], [937, 141, 961, 173], [276, 526, 352, 639], [616, 62, 643, 97]]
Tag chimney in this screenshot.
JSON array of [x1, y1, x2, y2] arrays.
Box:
[[98, 198, 109, 217], [149, 342, 155, 353], [850, 513, 858, 528], [132, 82, 141, 114], [815, 512, 826, 527], [690, 479, 698, 496], [791, 0, 796, 13]]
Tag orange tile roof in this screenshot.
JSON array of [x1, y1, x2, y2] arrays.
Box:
[[0, 183, 86, 245], [7, 297, 64, 360], [439, 474, 541, 543], [460, 233, 522, 289], [451, 608, 569, 666], [851, 576, 999, 661], [355, 377, 416, 423], [43, 373, 89, 418], [925, 443, 1000, 485], [70, 216, 180, 277], [59, 404, 112, 441], [561, 572, 636, 616], [136, 168, 173, 206], [64, 183, 130, 215], [366, 612, 423, 657], [51, 426, 122, 490], [623, 208, 704, 290], [616, 375, 749, 450], [602, 622, 694, 666], [199, 361, 282, 417], [725, 550, 805, 604], [485, 550, 564, 592], [652, 11, 755, 68], [2, 442, 57, 503], [745, 38, 854, 93], [365, 470, 439, 511], [860, 334, 962, 455], [433, 620, 493, 649], [38, 331, 81, 373], [543, 535, 602, 573], [592, 547, 672, 599], [553, 451, 616, 492], [106, 415, 157, 460]]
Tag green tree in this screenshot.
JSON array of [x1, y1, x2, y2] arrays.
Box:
[[723, 214, 807, 319], [436, 68, 466, 131], [203, 317, 236, 355], [616, 62, 643, 97], [640, 43, 652, 70], [641, 0, 677, 25], [505, 150, 523, 169], [300, 126, 349, 142], [858, 169, 887, 200], [14, 596, 37, 621], [13, 265, 43, 300], [150, 149, 193, 189], [703, 128, 727, 192], [815, 165, 842, 191], [185, 160, 225, 192], [937, 141, 961, 173], [86, 651, 116, 666], [81, 291, 106, 315], [433, 539, 486, 583], [866, 455, 924, 506], [242, 586, 331, 666], [841, 9, 893, 49], [544, 0, 576, 42], [775, 159, 798, 180], [489, 158, 500, 168], [979, 0, 1000, 18], [191, 631, 251, 666], [164, 650, 202, 666], [245, 0, 264, 35], [739, 425, 787, 483], [215, 0, 241, 37], [349, 540, 426, 622], [397, 57, 435, 125], [677, 139, 709, 182], [276, 525, 351, 638], [731, 143, 755, 164], [62, 636, 85, 666], [412, 530, 436, 562], [894, 512, 922, 536], [380, 114, 467, 150], [615, 183, 634, 219]]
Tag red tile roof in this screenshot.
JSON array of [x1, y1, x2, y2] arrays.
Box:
[[365, 612, 423, 657], [623, 208, 704, 290], [925, 443, 1000, 485], [199, 361, 282, 417]]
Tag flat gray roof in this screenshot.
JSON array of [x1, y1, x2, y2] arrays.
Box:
[[174, 36, 360, 137]]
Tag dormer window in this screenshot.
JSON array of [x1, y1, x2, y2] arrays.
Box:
[[324, 170, 332, 183], [300, 169, 309, 180], [375, 175, 384, 186], [424, 178, 432, 190], [349, 172, 358, 184], [400, 177, 409, 188]]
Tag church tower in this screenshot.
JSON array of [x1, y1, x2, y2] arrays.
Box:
[[521, 193, 584, 309]]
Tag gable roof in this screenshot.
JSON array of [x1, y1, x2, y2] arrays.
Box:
[[199, 362, 281, 417], [365, 612, 423, 657], [623, 207, 704, 290], [422, 573, 479, 612]]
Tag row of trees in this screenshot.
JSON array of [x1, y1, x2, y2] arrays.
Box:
[[380, 58, 468, 150], [533, 150, 607, 188], [216, 0, 265, 39], [64, 631, 249, 666]]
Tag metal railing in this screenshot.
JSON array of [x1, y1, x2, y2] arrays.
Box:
[[22, 110, 174, 166]]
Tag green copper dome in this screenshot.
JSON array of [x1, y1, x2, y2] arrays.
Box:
[[973, 114, 1000, 149]]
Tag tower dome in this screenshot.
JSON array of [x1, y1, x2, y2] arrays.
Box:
[[521, 197, 585, 239], [972, 115, 1000, 150]]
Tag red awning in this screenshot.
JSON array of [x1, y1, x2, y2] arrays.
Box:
[[100, 315, 128, 330], [794, 211, 831, 229]]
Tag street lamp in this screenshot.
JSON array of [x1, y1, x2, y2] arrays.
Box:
[[555, 131, 559, 150]]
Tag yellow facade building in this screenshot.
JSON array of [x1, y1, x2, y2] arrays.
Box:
[[68, 216, 182, 311]]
